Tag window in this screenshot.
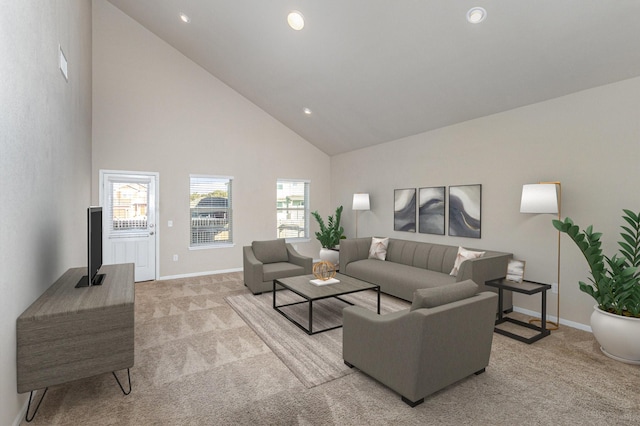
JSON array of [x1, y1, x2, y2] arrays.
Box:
[[277, 179, 309, 240], [190, 175, 233, 247], [107, 181, 149, 235]]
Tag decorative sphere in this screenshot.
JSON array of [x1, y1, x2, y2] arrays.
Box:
[[313, 261, 337, 281]]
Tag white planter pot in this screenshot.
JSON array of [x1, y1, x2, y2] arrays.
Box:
[[590, 305, 640, 365], [319, 248, 339, 268]]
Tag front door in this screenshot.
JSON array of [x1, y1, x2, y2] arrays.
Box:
[[100, 170, 158, 282]]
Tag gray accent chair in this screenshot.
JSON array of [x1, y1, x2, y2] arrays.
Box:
[[243, 239, 313, 294], [343, 280, 498, 407]]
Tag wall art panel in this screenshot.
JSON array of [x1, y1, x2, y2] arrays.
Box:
[[394, 188, 416, 232], [448, 184, 481, 238], [419, 186, 445, 235]]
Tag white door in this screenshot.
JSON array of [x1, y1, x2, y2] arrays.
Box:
[[100, 171, 158, 282]]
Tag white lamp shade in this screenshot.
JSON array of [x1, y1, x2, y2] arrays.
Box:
[[520, 184, 558, 214], [352, 193, 370, 211]]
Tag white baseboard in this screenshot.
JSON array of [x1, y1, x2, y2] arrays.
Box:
[[158, 267, 243, 281], [513, 306, 592, 332], [14, 396, 28, 426]]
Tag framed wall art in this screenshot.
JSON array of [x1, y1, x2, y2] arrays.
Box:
[[394, 188, 416, 232], [448, 184, 481, 238], [506, 259, 526, 283], [418, 186, 445, 235]]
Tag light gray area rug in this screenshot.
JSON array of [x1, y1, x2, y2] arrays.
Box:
[[225, 289, 409, 388], [22, 272, 640, 425]]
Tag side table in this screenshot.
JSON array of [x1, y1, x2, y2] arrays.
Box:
[[485, 278, 552, 344]]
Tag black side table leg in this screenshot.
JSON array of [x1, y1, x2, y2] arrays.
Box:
[[496, 288, 504, 322], [541, 289, 548, 333]]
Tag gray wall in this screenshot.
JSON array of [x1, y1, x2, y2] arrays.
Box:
[[0, 1, 92, 424], [331, 76, 640, 327], [92, 0, 331, 278]]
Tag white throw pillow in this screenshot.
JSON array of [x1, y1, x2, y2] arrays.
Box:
[[450, 246, 485, 277], [368, 237, 389, 260]]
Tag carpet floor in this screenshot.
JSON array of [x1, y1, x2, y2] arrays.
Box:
[[225, 289, 409, 388], [22, 272, 640, 425]]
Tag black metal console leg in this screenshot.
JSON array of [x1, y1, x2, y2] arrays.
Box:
[[113, 368, 132, 395], [25, 387, 48, 422]]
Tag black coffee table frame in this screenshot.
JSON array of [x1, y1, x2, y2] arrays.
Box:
[[273, 274, 380, 335]]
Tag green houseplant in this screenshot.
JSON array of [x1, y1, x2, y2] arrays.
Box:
[[552, 209, 640, 318], [553, 209, 640, 364], [311, 205, 346, 249]]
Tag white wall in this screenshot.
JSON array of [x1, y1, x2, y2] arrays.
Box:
[[331, 76, 640, 328], [92, 0, 331, 278], [0, 1, 92, 424]]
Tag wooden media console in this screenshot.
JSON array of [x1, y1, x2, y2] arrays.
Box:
[[16, 263, 135, 421]]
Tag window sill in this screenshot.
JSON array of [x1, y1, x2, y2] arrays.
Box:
[[284, 238, 311, 244], [189, 243, 235, 250]]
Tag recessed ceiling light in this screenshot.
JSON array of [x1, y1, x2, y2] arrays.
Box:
[[303, 107, 312, 115], [287, 11, 305, 30], [179, 12, 191, 23], [467, 7, 486, 24]]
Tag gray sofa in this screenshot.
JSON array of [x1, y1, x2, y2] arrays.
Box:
[[343, 280, 498, 406], [339, 237, 513, 310], [243, 239, 313, 294]]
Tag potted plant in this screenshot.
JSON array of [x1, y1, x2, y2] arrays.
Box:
[[553, 209, 640, 364], [311, 206, 345, 266]]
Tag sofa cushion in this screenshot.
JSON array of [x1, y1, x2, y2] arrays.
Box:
[[368, 237, 389, 260], [410, 280, 479, 311], [450, 246, 485, 277], [263, 262, 306, 282], [252, 239, 288, 264], [344, 259, 456, 301]]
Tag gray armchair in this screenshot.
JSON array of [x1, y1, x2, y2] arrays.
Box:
[[243, 239, 313, 294], [343, 280, 498, 407]]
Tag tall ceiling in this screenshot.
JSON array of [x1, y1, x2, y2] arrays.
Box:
[[106, 1, 640, 156]]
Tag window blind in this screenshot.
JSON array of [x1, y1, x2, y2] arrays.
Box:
[[276, 179, 309, 239], [190, 175, 233, 247]]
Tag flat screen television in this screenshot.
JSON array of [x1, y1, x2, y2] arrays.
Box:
[[76, 206, 105, 288]]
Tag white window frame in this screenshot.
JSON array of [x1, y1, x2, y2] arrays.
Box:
[[277, 178, 310, 242], [189, 174, 234, 249]]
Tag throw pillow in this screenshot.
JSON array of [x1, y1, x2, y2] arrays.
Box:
[[368, 237, 389, 260], [449, 246, 485, 277], [410, 280, 479, 311], [252, 239, 289, 264]]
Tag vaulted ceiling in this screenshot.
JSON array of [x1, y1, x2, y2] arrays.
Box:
[[107, 1, 640, 155]]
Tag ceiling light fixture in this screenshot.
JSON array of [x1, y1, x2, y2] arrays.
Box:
[[287, 11, 305, 30], [179, 12, 191, 23], [467, 7, 486, 24], [303, 107, 312, 115]]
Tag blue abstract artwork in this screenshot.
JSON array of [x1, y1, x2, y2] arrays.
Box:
[[394, 188, 416, 232], [448, 184, 481, 238]]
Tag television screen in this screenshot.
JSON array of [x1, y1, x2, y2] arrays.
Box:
[[76, 206, 105, 288]]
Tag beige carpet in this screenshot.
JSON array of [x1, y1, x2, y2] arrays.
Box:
[[225, 289, 409, 388], [22, 272, 640, 425]]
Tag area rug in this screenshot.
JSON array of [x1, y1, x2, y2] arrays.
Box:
[[225, 289, 409, 388]]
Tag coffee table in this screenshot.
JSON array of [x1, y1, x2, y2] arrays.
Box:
[[273, 273, 380, 335]]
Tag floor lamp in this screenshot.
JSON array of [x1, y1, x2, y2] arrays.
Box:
[[520, 182, 562, 330], [352, 193, 370, 238]]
